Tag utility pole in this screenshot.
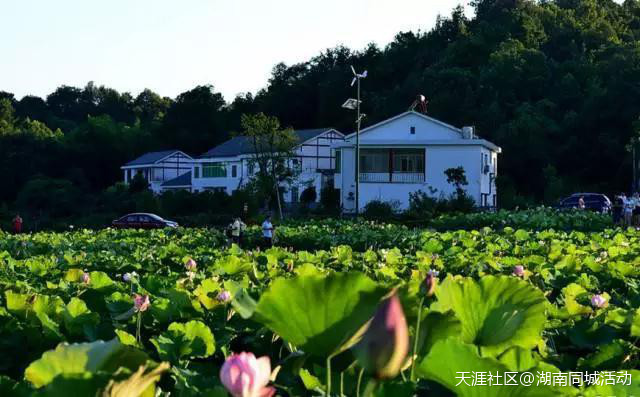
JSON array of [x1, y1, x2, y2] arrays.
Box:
[[342, 66, 367, 216], [355, 74, 361, 216]]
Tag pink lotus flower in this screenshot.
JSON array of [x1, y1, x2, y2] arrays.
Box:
[[220, 352, 275, 397], [421, 270, 439, 297], [512, 265, 525, 277], [217, 290, 232, 303], [81, 272, 91, 284], [133, 294, 150, 312], [185, 258, 197, 271], [353, 293, 409, 379], [591, 294, 608, 308]]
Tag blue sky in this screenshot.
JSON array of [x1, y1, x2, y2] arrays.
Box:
[[3, 1, 472, 101]]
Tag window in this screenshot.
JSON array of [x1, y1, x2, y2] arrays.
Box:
[[410, 126, 416, 134], [202, 163, 226, 178], [335, 150, 341, 172], [194, 167, 200, 179], [360, 149, 389, 173], [291, 186, 299, 203], [232, 165, 237, 178], [393, 149, 424, 173], [126, 215, 139, 222]]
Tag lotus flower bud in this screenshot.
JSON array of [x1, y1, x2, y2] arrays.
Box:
[[591, 294, 608, 308], [217, 290, 232, 303], [185, 258, 197, 271], [512, 265, 525, 277], [420, 270, 438, 297], [81, 272, 91, 284], [220, 352, 275, 397], [133, 294, 150, 312], [353, 293, 409, 379]]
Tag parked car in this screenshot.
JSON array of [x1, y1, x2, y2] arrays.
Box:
[[111, 213, 178, 229], [557, 193, 611, 213]]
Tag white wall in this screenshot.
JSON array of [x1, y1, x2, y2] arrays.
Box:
[[346, 112, 461, 143]]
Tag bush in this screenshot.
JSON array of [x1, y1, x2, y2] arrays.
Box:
[[320, 185, 340, 213], [363, 200, 399, 219], [406, 190, 439, 220], [300, 186, 317, 206]]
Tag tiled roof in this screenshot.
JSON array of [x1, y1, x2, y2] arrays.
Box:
[[124, 150, 183, 166], [161, 171, 192, 187], [200, 129, 334, 158]]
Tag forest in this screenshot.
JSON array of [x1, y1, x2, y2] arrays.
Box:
[[1, 0, 640, 226]]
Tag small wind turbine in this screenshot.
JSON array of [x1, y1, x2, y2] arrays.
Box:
[[342, 66, 368, 216]]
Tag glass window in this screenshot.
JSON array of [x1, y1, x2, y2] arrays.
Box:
[[194, 167, 199, 179], [335, 150, 341, 173], [202, 163, 226, 178], [232, 165, 237, 178], [392, 149, 424, 173], [126, 215, 139, 222], [360, 149, 389, 173]]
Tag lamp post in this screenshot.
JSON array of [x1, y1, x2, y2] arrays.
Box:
[[342, 66, 367, 216]]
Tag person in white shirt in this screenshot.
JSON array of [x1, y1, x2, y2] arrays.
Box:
[[623, 193, 634, 227], [231, 217, 246, 247], [261, 215, 274, 248]]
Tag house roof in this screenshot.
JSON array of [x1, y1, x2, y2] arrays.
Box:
[[344, 111, 462, 139], [200, 128, 336, 158], [124, 150, 190, 167], [161, 171, 192, 187]]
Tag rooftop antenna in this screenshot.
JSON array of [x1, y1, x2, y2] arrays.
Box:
[[342, 66, 367, 216], [408, 94, 428, 114]]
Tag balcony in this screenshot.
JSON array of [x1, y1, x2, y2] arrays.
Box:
[[360, 172, 424, 184]]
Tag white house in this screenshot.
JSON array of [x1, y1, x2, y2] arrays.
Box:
[[333, 111, 501, 212], [121, 150, 194, 193], [191, 128, 344, 202]]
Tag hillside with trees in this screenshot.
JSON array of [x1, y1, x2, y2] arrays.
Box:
[[1, 0, 640, 226]]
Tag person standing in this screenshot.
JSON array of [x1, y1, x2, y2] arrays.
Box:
[[578, 196, 586, 210], [231, 217, 246, 247], [623, 193, 634, 227], [261, 215, 274, 248], [12, 214, 23, 234], [613, 193, 624, 225]]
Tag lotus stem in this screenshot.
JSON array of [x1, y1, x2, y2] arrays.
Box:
[[410, 296, 425, 381], [340, 372, 344, 396], [356, 367, 364, 397], [326, 356, 332, 396]]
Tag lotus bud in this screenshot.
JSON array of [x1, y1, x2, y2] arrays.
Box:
[[81, 272, 91, 284], [185, 258, 197, 271], [133, 294, 150, 312], [512, 265, 525, 277], [420, 270, 438, 297], [591, 294, 608, 308], [217, 290, 232, 303], [220, 352, 275, 397], [353, 293, 409, 379]]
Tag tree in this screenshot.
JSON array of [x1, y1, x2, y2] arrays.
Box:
[[240, 113, 298, 219], [300, 186, 317, 206], [444, 167, 469, 198]]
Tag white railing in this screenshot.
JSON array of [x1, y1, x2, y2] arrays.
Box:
[[359, 172, 424, 183]]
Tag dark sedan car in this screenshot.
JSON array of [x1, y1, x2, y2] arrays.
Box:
[[112, 213, 178, 229], [557, 193, 611, 214]]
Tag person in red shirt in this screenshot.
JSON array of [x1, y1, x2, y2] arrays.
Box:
[[12, 214, 23, 234]]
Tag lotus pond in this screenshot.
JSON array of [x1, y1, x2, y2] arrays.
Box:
[[1, 220, 639, 396]]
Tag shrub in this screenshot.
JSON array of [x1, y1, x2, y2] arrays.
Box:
[[320, 185, 340, 213], [300, 186, 317, 206], [363, 200, 399, 219]]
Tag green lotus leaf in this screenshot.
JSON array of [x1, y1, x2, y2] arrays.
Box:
[[432, 275, 547, 355], [583, 370, 640, 397], [417, 339, 576, 396], [62, 297, 100, 338], [254, 272, 387, 357], [631, 308, 640, 337], [25, 339, 148, 388], [562, 283, 592, 316], [151, 320, 215, 362]]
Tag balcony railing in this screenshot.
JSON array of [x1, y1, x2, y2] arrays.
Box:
[[360, 172, 424, 183]]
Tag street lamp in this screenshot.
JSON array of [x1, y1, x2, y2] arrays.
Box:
[[342, 66, 367, 216]]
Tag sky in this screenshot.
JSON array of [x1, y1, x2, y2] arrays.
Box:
[[0, 0, 473, 101]]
